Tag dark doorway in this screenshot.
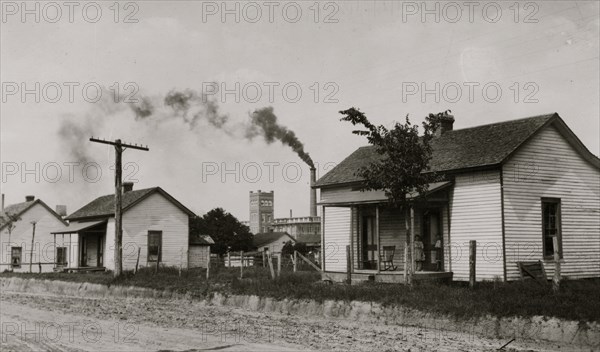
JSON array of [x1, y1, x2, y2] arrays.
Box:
[[422, 209, 442, 271], [80, 235, 87, 267], [360, 213, 377, 270]]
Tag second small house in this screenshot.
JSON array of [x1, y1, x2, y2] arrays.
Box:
[[53, 183, 195, 271], [253, 232, 296, 254]]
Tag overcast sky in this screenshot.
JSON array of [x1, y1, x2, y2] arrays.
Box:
[[1, 1, 599, 221]]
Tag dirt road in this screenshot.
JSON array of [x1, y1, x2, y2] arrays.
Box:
[[0, 290, 582, 351]]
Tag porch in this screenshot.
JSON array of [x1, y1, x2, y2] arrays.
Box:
[[319, 181, 454, 283], [51, 220, 108, 271], [323, 270, 453, 284]]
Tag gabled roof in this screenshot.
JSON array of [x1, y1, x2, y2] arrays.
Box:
[[51, 220, 107, 234], [253, 232, 295, 248], [315, 113, 600, 188], [0, 199, 68, 231], [190, 234, 215, 246], [66, 187, 196, 221]]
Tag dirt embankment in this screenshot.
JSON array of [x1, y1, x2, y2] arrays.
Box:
[[1, 277, 597, 351]]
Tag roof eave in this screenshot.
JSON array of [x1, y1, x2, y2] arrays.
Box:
[[1, 199, 68, 230]]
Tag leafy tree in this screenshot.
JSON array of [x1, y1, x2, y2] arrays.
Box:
[[339, 107, 445, 206], [281, 241, 295, 256], [293, 242, 308, 255], [190, 208, 253, 255]]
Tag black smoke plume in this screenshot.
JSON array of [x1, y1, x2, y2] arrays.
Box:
[[247, 107, 314, 168]]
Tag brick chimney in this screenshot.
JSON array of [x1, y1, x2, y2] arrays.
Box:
[[55, 205, 67, 217], [435, 110, 455, 137], [123, 182, 134, 193], [25, 195, 35, 202]]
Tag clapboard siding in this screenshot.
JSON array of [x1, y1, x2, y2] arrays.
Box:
[[121, 192, 190, 270], [0, 202, 67, 272], [320, 187, 387, 204], [503, 125, 600, 280], [351, 207, 359, 268], [323, 206, 351, 272], [450, 170, 504, 281]]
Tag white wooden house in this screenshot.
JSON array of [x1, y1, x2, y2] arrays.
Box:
[[314, 113, 600, 282], [53, 185, 195, 271], [253, 232, 296, 254], [0, 196, 68, 272]]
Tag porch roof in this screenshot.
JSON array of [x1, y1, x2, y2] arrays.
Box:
[[318, 181, 452, 206], [51, 220, 107, 234]]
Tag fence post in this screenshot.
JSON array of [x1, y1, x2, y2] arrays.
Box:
[[134, 247, 141, 274], [469, 240, 476, 289], [206, 249, 211, 280], [179, 247, 183, 277], [262, 251, 266, 267], [293, 251, 297, 272], [277, 253, 281, 277], [403, 245, 408, 284], [346, 245, 351, 285], [267, 252, 275, 279], [227, 251, 231, 268], [156, 245, 161, 273], [240, 251, 244, 279], [552, 237, 561, 292]]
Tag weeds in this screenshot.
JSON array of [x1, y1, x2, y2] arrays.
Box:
[[2, 268, 599, 322]]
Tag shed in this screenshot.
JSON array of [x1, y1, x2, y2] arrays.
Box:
[[188, 235, 214, 268]]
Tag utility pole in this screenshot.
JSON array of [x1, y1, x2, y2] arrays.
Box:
[[29, 221, 36, 273], [90, 137, 148, 277]]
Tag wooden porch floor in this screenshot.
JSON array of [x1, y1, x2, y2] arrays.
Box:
[[323, 270, 453, 284]]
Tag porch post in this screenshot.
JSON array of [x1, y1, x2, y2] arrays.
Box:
[[321, 206, 326, 272], [349, 206, 354, 273], [53, 234, 56, 269], [446, 204, 452, 273], [376, 205, 380, 273]]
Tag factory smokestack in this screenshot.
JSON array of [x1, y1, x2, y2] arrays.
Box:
[[310, 167, 317, 217]]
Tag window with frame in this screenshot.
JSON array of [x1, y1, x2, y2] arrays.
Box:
[[11, 247, 22, 268], [56, 247, 67, 266], [542, 198, 562, 259], [148, 231, 162, 263]]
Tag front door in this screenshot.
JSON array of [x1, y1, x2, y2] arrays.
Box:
[[360, 215, 377, 269], [422, 209, 442, 271]]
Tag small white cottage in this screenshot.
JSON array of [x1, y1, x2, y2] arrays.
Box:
[[253, 232, 296, 254], [0, 196, 68, 272], [314, 113, 600, 282], [53, 184, 195, 271]]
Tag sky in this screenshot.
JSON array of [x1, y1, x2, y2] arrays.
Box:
[[1, 0, 599, 221]]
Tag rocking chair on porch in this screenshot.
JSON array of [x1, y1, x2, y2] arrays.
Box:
[[380, 246, 397, 271]]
